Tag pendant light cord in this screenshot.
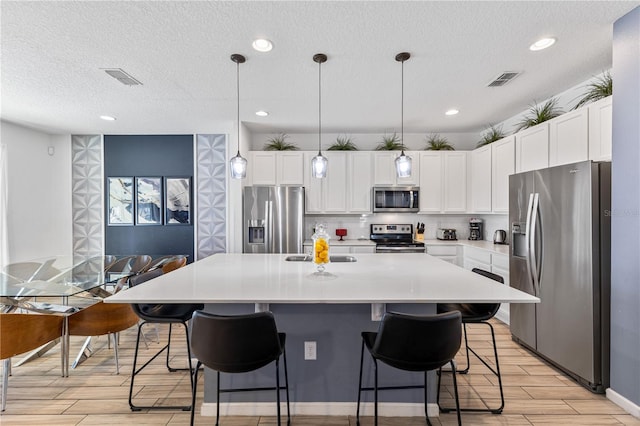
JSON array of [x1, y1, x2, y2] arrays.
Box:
[[318, 59, 322, 156], [236, 59, 241, 157], [401, 58, 405, 155]]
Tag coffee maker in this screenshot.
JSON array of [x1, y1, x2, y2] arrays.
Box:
[[469, 218, 483, 241]]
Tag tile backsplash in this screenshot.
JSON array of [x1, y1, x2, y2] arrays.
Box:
[[305, 213, 509, 243]]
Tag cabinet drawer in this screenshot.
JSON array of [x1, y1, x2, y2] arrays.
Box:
[[492, 253, 509, 270], [426, 245, 458, 256], [465, 247, 491, 264]]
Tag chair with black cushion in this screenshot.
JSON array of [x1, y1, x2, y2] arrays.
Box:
[[189, 310, 290, 426], [437, 268, 505, 414], [128, 268, 203, 411], [356, 311, 462, 426]]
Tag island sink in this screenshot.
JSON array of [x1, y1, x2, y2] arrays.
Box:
[[285, 255, 357, 263]]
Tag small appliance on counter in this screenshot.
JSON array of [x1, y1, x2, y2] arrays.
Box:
[[436, 228, 457, 241], [493, 229, 507, 245], [469, 218, 483, 241]]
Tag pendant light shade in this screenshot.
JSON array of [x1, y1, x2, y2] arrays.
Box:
[[230, 54, 247, 179], [312, 53, 328, 179], [395, 52, 412, 178]]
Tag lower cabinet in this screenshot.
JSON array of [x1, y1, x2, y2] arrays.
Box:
[[303, 243, 375, 256], [425, 244, 460, 266]]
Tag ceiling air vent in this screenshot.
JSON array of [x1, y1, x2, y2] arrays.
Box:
[[103, 68, 143, 86], [487, 71, 520, 87]]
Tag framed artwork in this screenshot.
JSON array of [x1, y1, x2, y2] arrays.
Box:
[[136, 177, 162, 225], [165, 177, 192, 224], [107, 177, 133, 225]]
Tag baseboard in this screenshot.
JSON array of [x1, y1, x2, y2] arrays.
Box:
[[606, 388, 640, 418], [494, 309, 510, 325], [200, 402, 440, 418]]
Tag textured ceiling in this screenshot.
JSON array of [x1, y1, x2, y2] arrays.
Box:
[[1, 1, 638, 136]]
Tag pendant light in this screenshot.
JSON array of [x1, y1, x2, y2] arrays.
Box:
[[311, 53, 328, 179], [395, 52, 412, 178], [229, 54, 247, 179]]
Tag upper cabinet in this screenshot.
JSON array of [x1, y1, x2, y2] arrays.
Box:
[[304, 151, 372, 214], [549, 108, 589, 167], [469, 145, 492, 213], [588, 97, 613, 161], [418, 152, 466, 213], [515, 123, 549, 173], [491, 136, 515, 213], [247, 151, 304, 186], [373, 151, 420, 186]]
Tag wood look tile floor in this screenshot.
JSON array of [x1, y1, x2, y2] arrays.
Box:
[[1, 320, 638, 426]]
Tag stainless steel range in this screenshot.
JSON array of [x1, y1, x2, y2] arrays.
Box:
[[370, 224, 426, 253]]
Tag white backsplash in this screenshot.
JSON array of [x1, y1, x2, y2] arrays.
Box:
[[305, 213, 509, 243]]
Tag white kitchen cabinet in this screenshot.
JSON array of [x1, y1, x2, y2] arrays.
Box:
[[248, 151, 304, 186], [348, 152, 373, 212], [418, 152, 466, 213], [373, 151, 419, 186], [425, 244, 460, 266], [443, 152, 467, 212], [463, 246, 491, 271], [418, 152, 443, 213], [515, 123, 549, 173], [469, 145, 492, 213], [323, 152, 348, 212], [588, 96, 613, 161], [351, 246, 376, 254], [549, 108, 589, 167], [304, 152, 372, 214], [491, 136, 515, 213], [462, 247, 511, 324], [303, 242, 375, 255]]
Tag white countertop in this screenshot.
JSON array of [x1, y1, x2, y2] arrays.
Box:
[[303, 239, 376, 247], [105, 253, 537, 305], [424, 239, 511, 256]]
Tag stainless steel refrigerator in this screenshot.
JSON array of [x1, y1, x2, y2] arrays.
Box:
[[509, 160, 611, 392], [243, 186, 305, 254]]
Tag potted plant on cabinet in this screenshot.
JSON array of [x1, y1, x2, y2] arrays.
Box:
[[424, 133, 455, 150], [328, 135, 358, 151], [375, 133, 403, 150], [263, 133, 299, 151], [515, 98, 563, 132], [477, 125, 507, 147], [573, 71, 612, 110]]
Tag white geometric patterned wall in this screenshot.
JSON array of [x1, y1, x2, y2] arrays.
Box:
[[196, 134, 227, 259], [71, 135, 103, 258]]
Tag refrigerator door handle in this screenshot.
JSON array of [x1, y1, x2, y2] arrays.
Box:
[[530, 193, 541, 294], [525, 193, 536, 291], [265, 201, 272, 253]]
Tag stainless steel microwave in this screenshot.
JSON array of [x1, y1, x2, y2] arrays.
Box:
[[372, 186, 419, 212]]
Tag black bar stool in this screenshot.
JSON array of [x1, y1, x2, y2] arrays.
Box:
[[356, 311, 463, 426], [437, 268, 505, 414], [128, 268, 203, 411], [189, 310, 290, 426]]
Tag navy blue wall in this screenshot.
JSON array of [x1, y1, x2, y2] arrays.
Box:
[[104, 135, 194, 260]]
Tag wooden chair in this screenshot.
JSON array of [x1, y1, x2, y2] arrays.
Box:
[[1, 313, 64, 411], [66, 301, 139, 374]]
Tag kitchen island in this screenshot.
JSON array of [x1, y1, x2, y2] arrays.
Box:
[[106, 253, 537, 418]]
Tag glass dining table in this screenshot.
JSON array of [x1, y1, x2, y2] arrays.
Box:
[[1, 254, 182, 376]]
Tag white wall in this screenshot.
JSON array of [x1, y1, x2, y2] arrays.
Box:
[[0, 121, 72, 262]]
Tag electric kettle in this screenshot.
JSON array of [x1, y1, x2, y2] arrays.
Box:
[[493, 230, 507, 245]]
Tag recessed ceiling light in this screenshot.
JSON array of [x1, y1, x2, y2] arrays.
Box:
[[255, 110, 269, 117], [445, 109, 459, 116], [529, 37, 556, 51], [252, 38, 273, 52], [100, 115, 116, 121]]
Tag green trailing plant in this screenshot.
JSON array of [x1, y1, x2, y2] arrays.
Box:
[[263, 133, 299, 151], [375, 133, 403, 151], [477, 125, 507, 147], [573, 72, 612, 110], [328, 135, 358, 151], [515, 98, 563, 132], [424, 133, 455, 151]]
